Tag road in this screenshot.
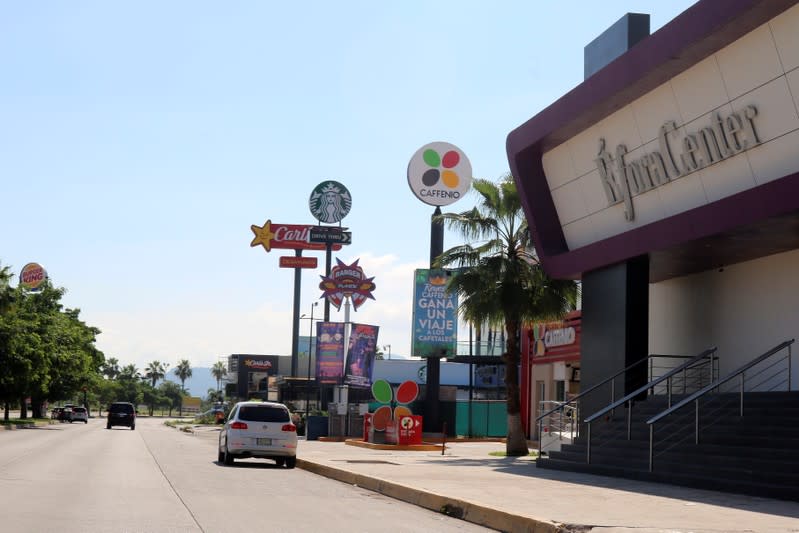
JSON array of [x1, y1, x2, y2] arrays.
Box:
[[0, 417, 492, 533]]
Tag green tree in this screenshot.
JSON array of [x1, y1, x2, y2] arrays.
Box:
[[159, 380, 184, 417], [173, 359, 192, 416], [206, 388, 224, 404], [144, 360, 168, 388], [211, 361, 227, 393], [0, 262, 104, 419], [118, 364, 140, 381], [102, 357, 120, 380], [143, 385, 168, 416], [116, 364, 144, 407], [435, 174, 579, 456]]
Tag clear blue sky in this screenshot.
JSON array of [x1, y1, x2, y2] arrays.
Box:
[[1, 1, 697, 370]]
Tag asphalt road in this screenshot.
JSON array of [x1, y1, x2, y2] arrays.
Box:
[[0, 417, 492, 533]]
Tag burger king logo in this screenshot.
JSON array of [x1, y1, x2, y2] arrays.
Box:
[[20, 263, 47, 290]]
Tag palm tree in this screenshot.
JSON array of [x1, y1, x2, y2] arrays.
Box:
[[173, 359, 192, 416], [435, 174, 579, 456], [211, 361, 227, 394], [118, 364, 140, 381], [102, 357, 120, 380], [144, 360, 168, 388]]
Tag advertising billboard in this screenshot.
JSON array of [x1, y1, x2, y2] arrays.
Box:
[[344, 323, 379, 388], [411, 269, 457, 358], [315, 322, 346, 383]]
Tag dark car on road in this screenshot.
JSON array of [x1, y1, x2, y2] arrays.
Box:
[[107, 402, 136, 430]]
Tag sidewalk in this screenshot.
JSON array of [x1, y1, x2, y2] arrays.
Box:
[[295, 439, 799, 533]]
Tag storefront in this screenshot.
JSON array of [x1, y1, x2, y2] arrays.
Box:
[[521, 311, 581, 438], [507, 1, 799, 412], [227, 354, 281, 401]]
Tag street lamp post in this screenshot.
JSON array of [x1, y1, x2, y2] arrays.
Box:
[[304, 302, 319, 427], [383, 344, 392, 360]]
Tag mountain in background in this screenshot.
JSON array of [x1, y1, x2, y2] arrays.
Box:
[[164, 367, 220, 399]]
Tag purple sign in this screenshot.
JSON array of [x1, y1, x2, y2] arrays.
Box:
[[345, 323, 379, 388], [315, 322, 345, 383]]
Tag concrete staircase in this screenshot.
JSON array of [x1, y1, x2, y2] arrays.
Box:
[[537, 391, 799, 501]]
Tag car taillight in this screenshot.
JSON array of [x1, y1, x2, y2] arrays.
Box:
[[230, 421, 248, 430], [282, 423, 296, 432]]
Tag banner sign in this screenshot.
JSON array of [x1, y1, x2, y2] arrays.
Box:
[[344, 323, 379, 388], [315, 322, 346, 383], [250, 219, 342, 252], [319, 258, 376, 311], [411, 269, 458, 358]]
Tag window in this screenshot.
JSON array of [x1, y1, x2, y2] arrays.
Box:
[[239, 406, 289, 423], [555, 380, 566, 402]]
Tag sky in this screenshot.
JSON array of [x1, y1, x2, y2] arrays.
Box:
[[1, 1, 698, 371]]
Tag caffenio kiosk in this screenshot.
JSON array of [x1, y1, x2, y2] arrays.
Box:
[[507, 1, 799, 423]]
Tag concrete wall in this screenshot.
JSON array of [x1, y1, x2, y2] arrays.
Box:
[[650, 247, 799, 388]]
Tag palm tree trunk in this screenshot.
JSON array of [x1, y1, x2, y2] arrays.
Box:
[[505, 320, 529, 456]]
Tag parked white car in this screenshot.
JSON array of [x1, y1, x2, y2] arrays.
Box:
[[70, 406, 88, 423], [218, 401, 298, 468]]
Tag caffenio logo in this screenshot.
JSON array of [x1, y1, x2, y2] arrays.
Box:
[[407, 142, 472, 206]]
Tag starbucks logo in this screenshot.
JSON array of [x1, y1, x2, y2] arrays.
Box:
[[309, 181, 352, 223]]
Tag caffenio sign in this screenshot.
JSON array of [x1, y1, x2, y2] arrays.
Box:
[[596, 105, 760, 221]]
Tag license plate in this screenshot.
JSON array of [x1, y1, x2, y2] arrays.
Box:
[[256, 438, 272, 446]]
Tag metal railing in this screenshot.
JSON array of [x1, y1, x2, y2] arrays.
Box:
[[535, 349, 716, 456], [535, 355, 646, 455], [583, 347, 718, 464], [537, 400, 578, 453], [645, 339, 794, 472]]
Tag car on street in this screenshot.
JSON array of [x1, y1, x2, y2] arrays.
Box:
[[58, 407, 72, 423], [70, 406, 88, 423], [106, 402, 136, 430], [218, 401, 297, 468]]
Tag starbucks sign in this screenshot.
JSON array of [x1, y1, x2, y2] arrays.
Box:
[[309, 181, 352, 223]]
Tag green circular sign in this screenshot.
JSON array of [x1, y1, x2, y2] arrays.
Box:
[[309, 180, 352, 223], [371, 379, 393, 404]]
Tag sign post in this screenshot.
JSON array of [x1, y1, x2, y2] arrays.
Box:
[[407, 142, 472, 433]]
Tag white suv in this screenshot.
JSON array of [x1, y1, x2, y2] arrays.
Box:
[[218, 401, 298, 468], [70, 406, 88, 423]]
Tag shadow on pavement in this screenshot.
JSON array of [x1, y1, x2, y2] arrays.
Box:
[[414, 455, 799, 518]]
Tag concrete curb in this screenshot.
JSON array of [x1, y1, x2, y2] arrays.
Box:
[[296, 458, 567, 533]]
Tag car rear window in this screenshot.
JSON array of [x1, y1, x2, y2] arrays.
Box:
[[73, 407, 86, 413], [238, 405, 290, 423], [110, 404, 133, 413]]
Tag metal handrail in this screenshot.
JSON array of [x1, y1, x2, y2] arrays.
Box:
[[583, 347, 717, 464], [536, 355, 649, 424], [535, 354, 652, 455], [585, 347, 717, 424], [645, 339, 793, 472]]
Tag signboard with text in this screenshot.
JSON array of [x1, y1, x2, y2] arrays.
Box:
[[250, 220, 342, 252], [19, 262, 47, 291], [411, 269, 457, 358], [279, 256, 318, 269]]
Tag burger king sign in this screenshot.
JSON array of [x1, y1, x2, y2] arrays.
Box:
[[20, 262, 47, 291]]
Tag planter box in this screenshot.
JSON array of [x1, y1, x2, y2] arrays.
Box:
[[306, 415, 329, 441]]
